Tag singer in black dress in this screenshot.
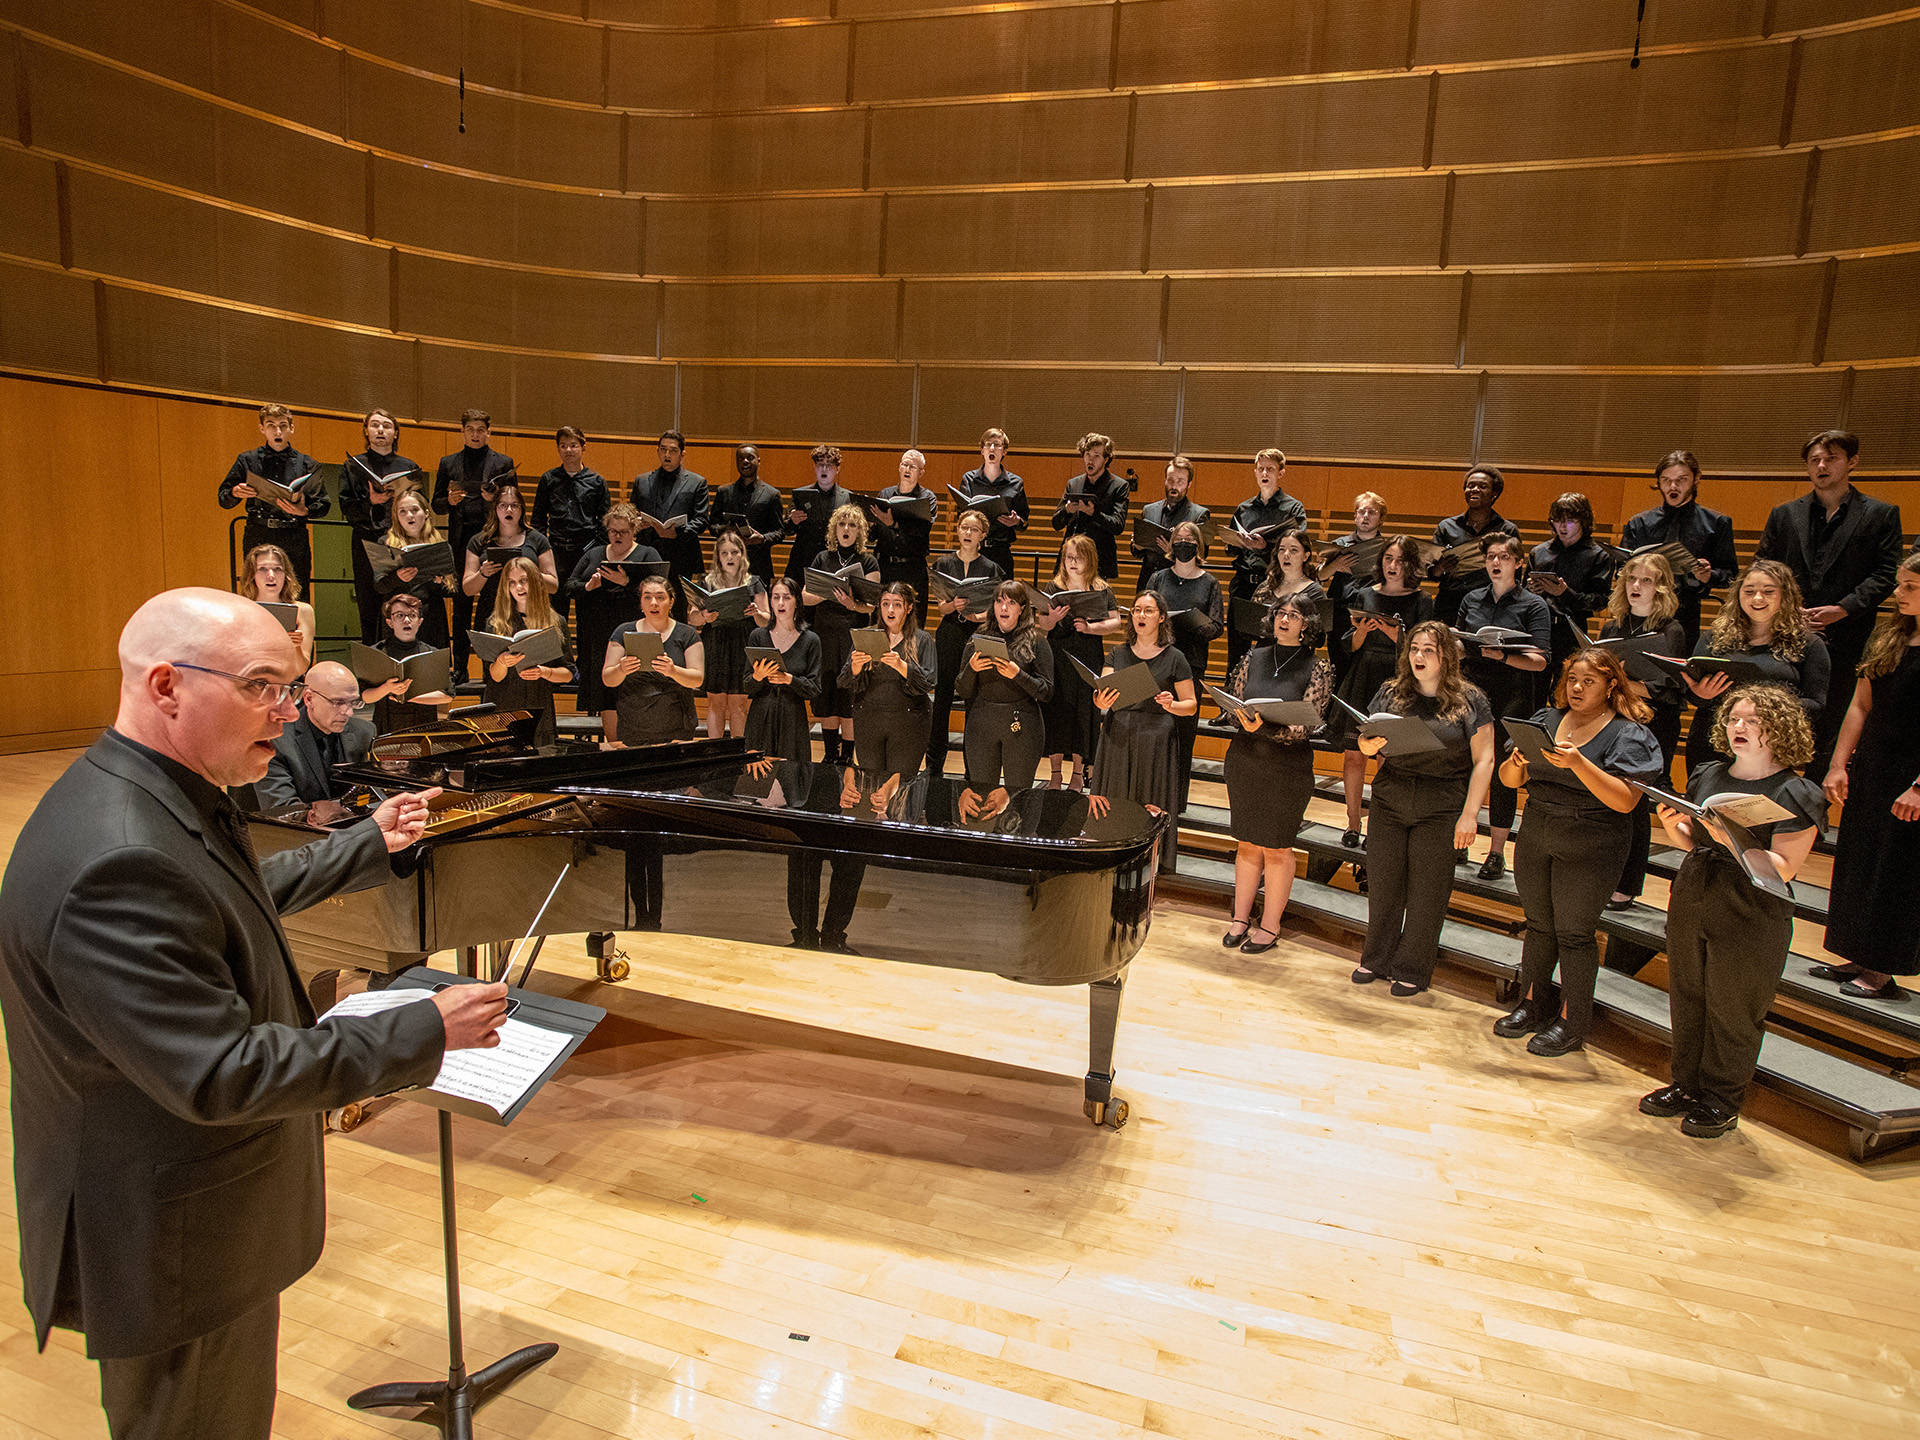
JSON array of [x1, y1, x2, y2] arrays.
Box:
[[958, 582, 1056, 808], [604, 576, 705, 747], [461, 483, 558, 628], [746, 579, 824, 762], [801, 505, 880, 765], [1330, 536, 1433, 845], [1683, 560, 1830, 765], [1089, 591, 1198, 820], [872, 449, 938, 627], [1598, 553, 1689, 905], [690, 527, 770, 741], [482, 558, 574, 747], [1039, 535, 1126, 790], [842, 583, 938, 780], [565, 501, 662, 743], [340, 408, 426, 644], [1146, 520, 1225, 814], [376, 488, 455, 650], [926, 510, 1005, 778]]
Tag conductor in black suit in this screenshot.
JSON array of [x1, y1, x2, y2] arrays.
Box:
[[0, 589, 508, 1439], [255, 660, 376, 809], [1756, 429, 1905, 774]]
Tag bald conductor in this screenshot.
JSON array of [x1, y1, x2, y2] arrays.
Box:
[[0, 589, 508, 1438]]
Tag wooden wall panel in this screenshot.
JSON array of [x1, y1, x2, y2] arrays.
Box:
[[1467, 266, 1825, 367], [885, 188, 1145, 276], [370, 159, 644, 274], [627, 110, 866, 194], [242, 0, 322, 25], [1808, 138, 1920, 254], [869, 96, 1129, 190], [899, 279, 1161, 364], [679, 362, 914, 444], [608, 23, 848, 110], [1118, 0, 1413, 87], [663, 280, 895, 359], [1823, 253, 1920, 362], [1479, 372, 1846, 470], [1132, 77, 1429, 181], [1412, 0, 1765, 65], [209, 2, 345, 136], [211, 105, 369, 235], [1167, 274, 1463, 366], [397, 252, 658, 353], [1845, 366, 1920, 467], [508, 354, 676, 438], [1790, 17, 1920, 142], [1432, 47, 1788, 166], [646, 195, 883, 277], [416, 341, 514, 429], [851, 8, 1108, 103], [0, 147, 60, 265], [1150, 175, 1445, 272], [0, 28, 18, 143], [1179, 371, 1480, 462], [1, 0, 218, 92], [324, 0, 604, 107], [588, 0, 832, 21], [914, 366, 1179, 453], [153, 391, 265, 592], [0, 261, 99, 377], [1773, 0, 1913, 26], [1448, 154, 1807, 266]]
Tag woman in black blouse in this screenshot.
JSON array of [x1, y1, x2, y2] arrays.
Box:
[[1039, 534, 1126, 791], [1684, 560, 1829, 765], [1494, 650, 1663, 1056], [1598, 553, 1689, 907], [566, 501, 662, 744], [482, 558, 574, 747], [1525, 491, 1616, 670], [461, 483, 558, 629], [689, 527, 769, 742], [1653, 686, 1825, 1138], [926, 509, 1005, 779], [1146, 520, 1225, 814], [746, 578, 823, 762], [844, 583, 938, 788], [378, 488, 454, 651], [1330, 536, 1434, 848], [1089, 591, 1198, 825], [1220, 597, 1333, 956], [958, 582, 1056, 819], [603, 575, 705, 747], [341, 407, 426, 644], [1251, 525, 1328, 625], [801, 504, 880, 765], [358, 592, 450, 734], [1351, 621, 1496, 996]]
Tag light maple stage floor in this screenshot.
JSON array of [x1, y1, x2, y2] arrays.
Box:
[[0, 748, 1916, 1440]]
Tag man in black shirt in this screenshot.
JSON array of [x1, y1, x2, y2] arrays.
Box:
[[958, 427, 1029, 579], [1430, 464, 1521, 626], [532, 425, 610, 623], [1220, 448, 1308, 674], [630, 429, 710, 619], [1527, 492, 1616, 668], [217, 403, 331, 594], [713, 443, 786, 585], [783, 443, 852, 587], [873, 448, 939, 626], [1757, 429, 1905, 774], [1132, 456, 1212, 594], [254, 662, 376, 809], [1619, 449, 1737, 651], [1051, 432, 1130, 581], [432, 408, 517, 678]]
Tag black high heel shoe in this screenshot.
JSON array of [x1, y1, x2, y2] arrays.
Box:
[[1221, 922, 1250, 947]]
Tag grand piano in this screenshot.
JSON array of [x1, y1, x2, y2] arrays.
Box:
[[251, 712, 1163, 1127]]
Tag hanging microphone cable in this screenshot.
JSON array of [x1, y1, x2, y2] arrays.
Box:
[[1630, 0, 1647, 68], [458, 67, 466, 133]]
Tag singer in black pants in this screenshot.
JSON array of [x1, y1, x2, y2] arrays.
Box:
[[842, 584, 938, 780], [958, 582, 1055, 808], [926, 512, 1005, 778]]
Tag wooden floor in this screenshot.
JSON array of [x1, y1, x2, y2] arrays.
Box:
[[0, 748, 1917, 1439]]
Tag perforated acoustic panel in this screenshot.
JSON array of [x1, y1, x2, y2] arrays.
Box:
[[1150, 175, 1447, 272], [900, 279, 1162, 365], [371, 158, 646, 276], [1117, 0, 1414, 87], [885, 189, 1147, 277], [914, 367, 1179, 454], [852, 8, 1110, 103], [1166, 275, 1463, 367], [0, 261, 99, 379], [1824, 253, 1920, 363], [647, 195, 884, 278], [680, 363, 915, 445], [1179, 371, 1480, 462]]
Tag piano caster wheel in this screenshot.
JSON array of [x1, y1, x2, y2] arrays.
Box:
[[597, 955, 630, 983], [1084, 1098, 1129, 1130], [328, 1101, 367, 1134]]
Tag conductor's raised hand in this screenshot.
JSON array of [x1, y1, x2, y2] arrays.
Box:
[[433, 981, 510, 1051], [372, 786, 443, 852]]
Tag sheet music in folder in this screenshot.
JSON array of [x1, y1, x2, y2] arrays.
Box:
[[317, 989, 572, 1117]]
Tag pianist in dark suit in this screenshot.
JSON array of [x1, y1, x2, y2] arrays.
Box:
[[0, 588, 506, 1440], [255, 661, 375, 809]]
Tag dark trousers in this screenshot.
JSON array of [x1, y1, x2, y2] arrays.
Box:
[[963, 702, 1046, 791], [1666, 851, 1792, 1111], [927, 617, 977, 776], [1812, 629, 1868, 779], [854, 705, 931, 778], [551, 545, 586, 624], [1226, 577, 1259, 676], [1359, 772, 1466, 988], [1618, 703, 1683, 898], [99, 1296, 279, 1440], [347, 529, 385, 643], [1514, 802, 1633, 1036], [786, 851, 864, 946], [240, 520, 310, 595], [1173, 711, 1199, 814], [879, 558, 930, 628]]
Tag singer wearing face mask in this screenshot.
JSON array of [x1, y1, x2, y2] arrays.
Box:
[[1146, 521, 1224, 812]]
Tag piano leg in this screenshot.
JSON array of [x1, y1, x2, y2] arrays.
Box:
[[458, 946, 479, 980], [1084, 972, 1129, 1130]]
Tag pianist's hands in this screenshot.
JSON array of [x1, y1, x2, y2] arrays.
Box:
[[432, 980, 509, 1052], [372, 786, 443, 853]]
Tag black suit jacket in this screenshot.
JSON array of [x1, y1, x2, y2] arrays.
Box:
[[256, 711, 375, 809], [0, 732, 444, 1357], [1756, 487, 1905, 653], [432, 446, 518, 547], [629, 466, 711, 579]]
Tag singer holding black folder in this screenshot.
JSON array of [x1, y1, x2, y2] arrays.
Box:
[[1682, 560, 1829, 765], [1598, 553, 1689, 907], [433, 408, 516, 679], [1493, 650, 1662, 1057], [217, 402, 329, 594], [1219, 597, 1332, 955], [604, 575, 704, 747], [531, 425, 610, 624], [1457, 533, 1551, 881], [1349, 621, 1496, 996], [566, 502, 660, 743], [926, 510, 1005, 778], [360, 593, 450, 734], [461, 483, 558, 626], [746, 578, 823, 761], [873, 450, 938, 626], [482, 559, 573, 747], [1088, 592, 1197, 831], [958, 582, 1055, 814], [377, 488, 454, 649], [237, 543, 316, 666], [1039, 536, 1125, 791], [340, 408, 424, 644], [801, 505, 880, 764], [1330, 537, 1433, 848], [843, 583, 937, 784], [690, 528, 770, 742], [1146, 521, 1224, 813]]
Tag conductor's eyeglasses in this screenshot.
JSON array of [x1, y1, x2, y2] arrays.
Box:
[[170, 662, 305, 707]]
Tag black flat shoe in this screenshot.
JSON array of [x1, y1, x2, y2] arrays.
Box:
[[1341, 829, 1363, 849], [1526, 1022, 1585, 1057], [1476, 852, 1506, 882], [1839, 978, 1912, 1002], [1604, 897, 1637, 912], [1350, 967, 1380, 985], [1221, 923, 1251, 947], [1807, 963, 1862, 981], [1492, 1001, 1549, 1038], [1240, 928, 1279, 955], [1389, 981, 1426, 998], [1639, 1085, 1693, 1118], [1681, 1101, 1740, 1138]]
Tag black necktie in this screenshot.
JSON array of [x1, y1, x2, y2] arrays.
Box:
[[216, 804, 264, 886]]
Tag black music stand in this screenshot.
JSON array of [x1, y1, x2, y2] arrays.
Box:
[[346, 967, 604, 1437]]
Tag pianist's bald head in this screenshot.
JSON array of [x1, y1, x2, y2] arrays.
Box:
[[115, 588, 305, 788]]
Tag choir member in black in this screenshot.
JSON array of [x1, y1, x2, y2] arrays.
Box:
[[236, 542, 315, 666], [1493, 650, 1663, 1056], [1620, 450, 1736, 650], [1757, 429, 1905, 777], [340, 407, 425, 644], [1457, 533, 1551, 880], [958, 582, 1055, 819], [843, 583, 937, 796], [603, 575, 705, 747], [1320, 491, 1389, 684], [378, 488, 454, 649], [1038, 535, 1126, 791], [1527, 491, 1615, 668], [783, 444, 853, 587], [1220, 449, 1308, 675], [1251, 526, 1328, 638], [1051, 432, 1131, 581], [1821, 553, 1920, 1001], [461, 482, 558, 631], [1132, 456, 1212, 593], [1653, 688, 1825, 1136], [629, 429, 710, 619], [217, 403, 329, 594], [689, 528, 769, 742], [358, 593, 451, 734], [963, 427, 1030, 578], [1429, 464, 1519, 627], [872, 449, 939, 627], [531, 425, 609, 623], [566, 501, 660, 744], [1599, 553, 1689, 908], [1219, 598, 1332, 956], [926, 510, 1005, 778], [1331, 536, 1434, 846], [1683, 560, 1829, 766], [482, 558, 573, 747], [801, 504, 880, 764], [746, 578, 823, 761], [1089, 592, 1199, 836], [433, 407, 516, 678], [714, 443, 786, 586], [1351, 622, 1496, 995], [1146, 521, 1224, 813]]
